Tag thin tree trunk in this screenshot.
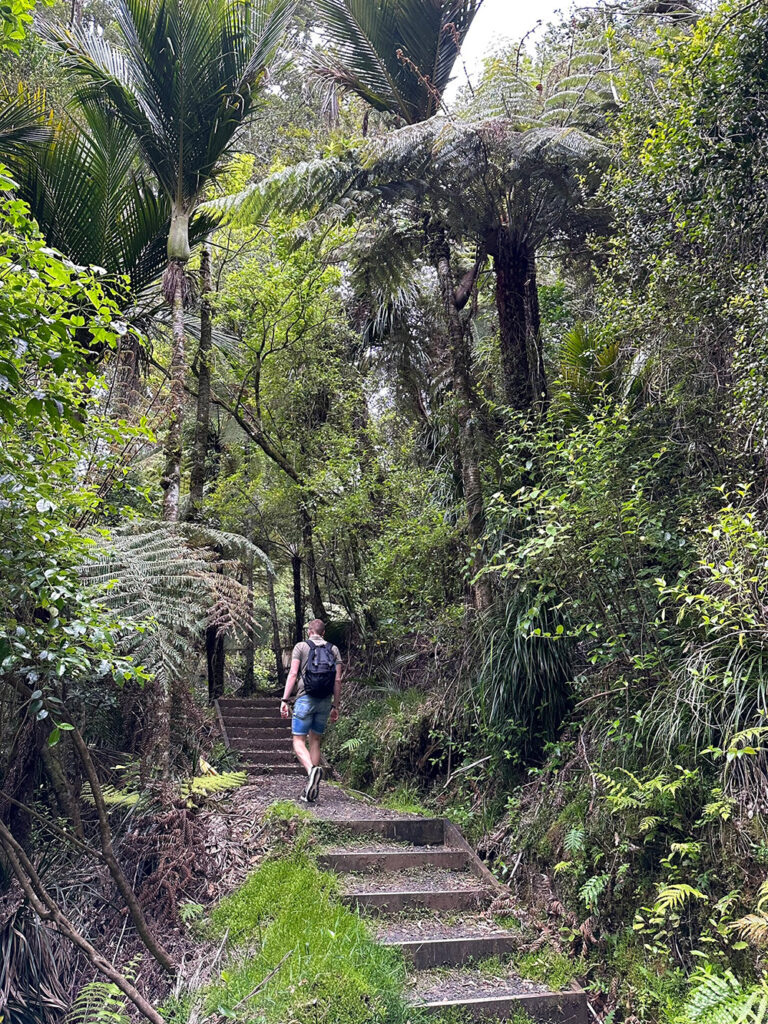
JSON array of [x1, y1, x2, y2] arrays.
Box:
[[242, 554, 255, 696], [0, 821, 166, 1024], [189, 244, 212, 518], [206, 626, 225, 703], [524, 254, 548, 409], [267, 568, 286, 690], [301, 509, 328, 620], [162, 269, 185, 521], [69, 728, 176, 975], [433, 238, 492, 611], [292, 550, 304, 644]]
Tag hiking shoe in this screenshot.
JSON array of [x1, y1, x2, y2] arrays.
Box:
[[304, 765, 324, 802]]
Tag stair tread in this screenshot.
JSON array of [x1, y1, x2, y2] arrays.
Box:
[[407, 965, 552, 1005], [343, 868, 488, 894], [376, 915, 518, 944]]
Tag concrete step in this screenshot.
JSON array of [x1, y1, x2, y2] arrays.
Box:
[[385, 933, 519, 969], [246, 763, 305, 777], [226, 724, 290, 736], [218, 697, 279, 706], [325, 818, 445, 846], [318, 848, 469, 873], [343, 887, 490, 914], [238, 750, 295, 763], [226, 736, 286, 750], [416, 988, 588, 1023], [221, 718, 288, 730]]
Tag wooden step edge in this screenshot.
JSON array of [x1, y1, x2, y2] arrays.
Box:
[[325, 818, 446, 845], [443, 821, 507, 893], [382, 934, 519, 969], [342, 888, 491, 913], [415, 984, 588, 1024], [318, 850, 470, 872]]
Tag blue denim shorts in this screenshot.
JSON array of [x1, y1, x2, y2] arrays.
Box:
[[292, 694, 333, 736]]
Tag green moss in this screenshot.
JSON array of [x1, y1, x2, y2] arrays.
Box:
[[206, 854, 413, 1024], [514, 949, 578, 991]]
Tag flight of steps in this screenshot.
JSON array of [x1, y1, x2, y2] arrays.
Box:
[[216, 696, 303, 776], [317, 817, 588, 1023]]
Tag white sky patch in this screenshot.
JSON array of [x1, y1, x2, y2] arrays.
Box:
[[446, 0, 585, 99]]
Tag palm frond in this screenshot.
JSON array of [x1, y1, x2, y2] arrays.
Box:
[[311, 0, 482, 122], [0, 86, 52, 163]]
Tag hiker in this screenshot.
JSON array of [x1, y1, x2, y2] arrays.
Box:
[[280, 619, 342, 802]]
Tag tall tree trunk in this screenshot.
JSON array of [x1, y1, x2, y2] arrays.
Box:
[[113, 335, 142, 422], [433, 238, 492, 611], [242, 554, 255, 696], [161, 268, 185, 522], [189, 244, 212, 518], [267, 569, 287, 690], [292, 550, 304, 644], [301, 509, 328, 620], [206, 626, 225, 704], [492, 228, 547, 412], [492, 228, 532, 410]]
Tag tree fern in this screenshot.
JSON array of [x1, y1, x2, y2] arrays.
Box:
[[80, 522, 269, 691]]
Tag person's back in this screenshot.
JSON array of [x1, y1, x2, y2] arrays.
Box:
[[280, 620, 343, 801]]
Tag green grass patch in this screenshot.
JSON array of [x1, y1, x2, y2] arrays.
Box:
[[206, 854, 414, 1024], [379, 784, 431, 817], [514, 948, 577, 991]]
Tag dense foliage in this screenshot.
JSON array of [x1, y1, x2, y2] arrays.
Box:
[[4, 0, 768, 1021]]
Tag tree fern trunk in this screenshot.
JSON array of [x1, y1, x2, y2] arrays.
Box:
[[188, 245, 212, 518], [433, 239, 492, 611], [493, 227, 533, 410], [161, 266, 186, 522]]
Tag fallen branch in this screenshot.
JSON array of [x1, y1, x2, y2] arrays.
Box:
[[0, 820, 166, 1024]]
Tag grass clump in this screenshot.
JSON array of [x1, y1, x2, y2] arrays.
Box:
[[515, 948, 577, 990], [207, 854, 410, 1024]]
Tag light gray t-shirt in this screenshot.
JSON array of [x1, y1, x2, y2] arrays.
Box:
[[291, 637, 341, 698]]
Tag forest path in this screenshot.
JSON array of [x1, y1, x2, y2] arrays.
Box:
[[217, 697, 588, 1023]]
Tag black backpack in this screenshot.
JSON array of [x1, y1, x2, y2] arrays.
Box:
[[303, 639, 337, 698]]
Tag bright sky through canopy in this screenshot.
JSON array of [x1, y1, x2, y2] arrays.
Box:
[[451, 0, 581, 95]]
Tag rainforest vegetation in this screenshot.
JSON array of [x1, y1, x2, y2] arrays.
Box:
[[3, 0, 768, 1021]]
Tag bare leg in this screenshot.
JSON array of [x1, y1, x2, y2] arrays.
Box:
[[292, 734, 313, 774], [308, 731, 323, 767]]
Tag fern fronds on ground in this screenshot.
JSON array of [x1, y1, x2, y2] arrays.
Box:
[[681, 969, 768, 1024], [180, 770, 248, 800]]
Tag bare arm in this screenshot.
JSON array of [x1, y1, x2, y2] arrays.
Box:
[[330, 662, 343, 723], [280, 659, 301, 718]]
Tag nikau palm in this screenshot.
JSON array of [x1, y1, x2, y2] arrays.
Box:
[[312, 0, 482, 123], [47, 0, 294, 521]]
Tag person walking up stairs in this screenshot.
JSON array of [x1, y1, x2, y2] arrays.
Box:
[[280, 619, 342, 803]]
